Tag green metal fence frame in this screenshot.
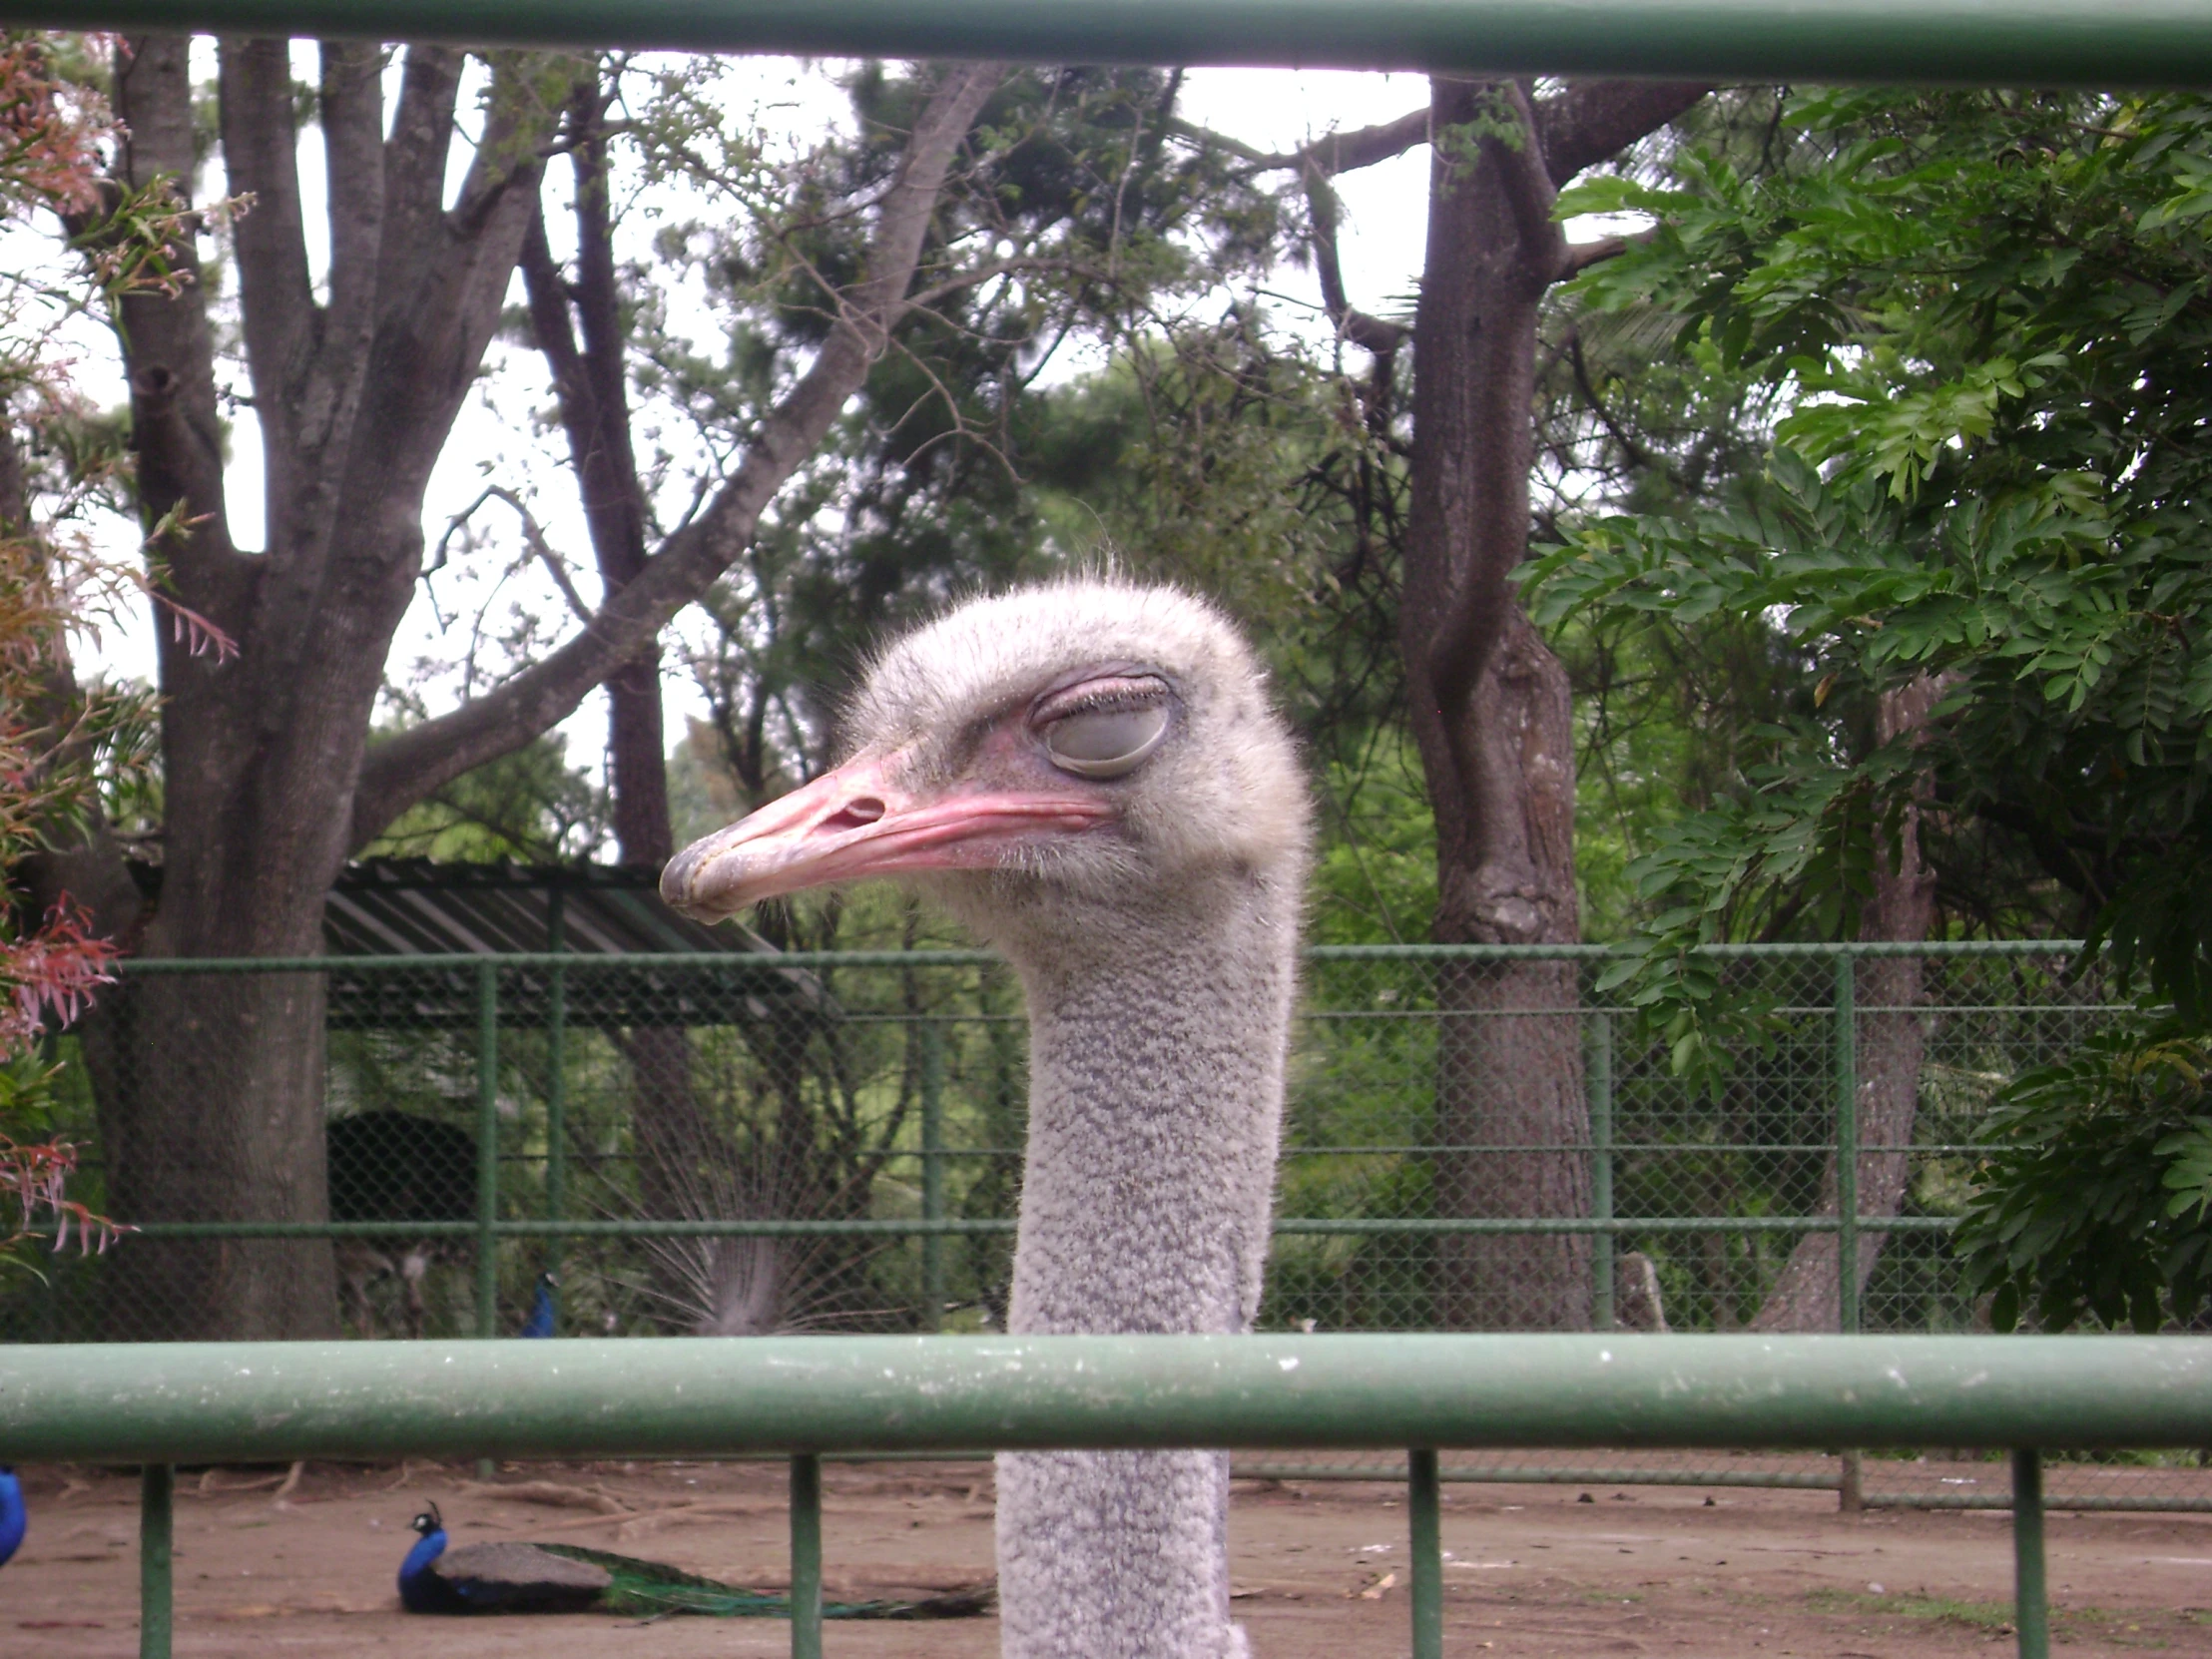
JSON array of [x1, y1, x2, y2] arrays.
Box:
[[6, 0, 2212, 86], [102, 939, 2083, 1345], [1, 0, 2204, 1650], [5, 1332, 2207, 1659], [37, 939, 2162, 1510]]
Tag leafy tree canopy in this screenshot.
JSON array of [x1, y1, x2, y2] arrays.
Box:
[[1954, 1018, 2212, 1333], [1527, 89, 2212, 1070]]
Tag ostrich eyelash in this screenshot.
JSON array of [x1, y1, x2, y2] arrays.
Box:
[[1029, 673, 1172, 726]]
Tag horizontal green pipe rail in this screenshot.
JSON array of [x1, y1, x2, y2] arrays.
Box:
[[1247, 1470, 2212, 1509], [5, 1335, 2209, 1463], [54, 1139, 1967, 1163], [1236, 1461, 1843, 1489], [1868, 1492, 2212, 1513], [471, 1445, 2209, 1508], [116, 949, 991, 972], [1, 0, 2208, 86], [106, 938, 2088, 973], [869, 1142, 1972, 1156], [117, 1213, 1955, 1239], [1304, 940, 2084, 961]]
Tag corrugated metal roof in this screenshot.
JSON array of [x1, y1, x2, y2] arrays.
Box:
[[318, 860, 831, 1030], [324, 858, 772, 958], [118, 859, 834, 1028]]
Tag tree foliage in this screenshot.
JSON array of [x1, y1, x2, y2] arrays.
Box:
[[652, 67, 1316, 912], [0, 31, 177, 1273], [1528, 89, 2212, 1070], [1955, 1020, 2212, 1332], [1520, 86, 2212, 1323]]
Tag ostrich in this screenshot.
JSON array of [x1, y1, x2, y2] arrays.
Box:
[[663, 581, 1309, 1659]]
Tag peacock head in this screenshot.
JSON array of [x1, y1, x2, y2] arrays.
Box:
[[410, 1502, 443, 1538]]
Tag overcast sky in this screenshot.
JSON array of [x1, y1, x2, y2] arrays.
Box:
[[58, 56, 1441, 823]]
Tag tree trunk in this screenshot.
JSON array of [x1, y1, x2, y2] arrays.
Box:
[[48, 38, 562, 1338], [1400, 78, 1707, 1329], [1425, 618, 1590, 1328], [26, 46, 1001, 1340], [1209, 80, 1702, 1323], [82, 972, 332, 1338], [1752, 675, 1945, 1332]]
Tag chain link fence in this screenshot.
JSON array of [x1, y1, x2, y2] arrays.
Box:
[[8, 941, 2201, 1507]]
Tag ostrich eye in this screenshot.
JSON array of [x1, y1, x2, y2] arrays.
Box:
[[1034, 677, 1173, 779]]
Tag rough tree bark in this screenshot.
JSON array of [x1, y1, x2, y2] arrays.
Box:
[[62, 38, 559, 1339], [24, 42, 1006, 1339], [1400, 78, 1707, 1330], [1198, 79, 1705, 1329], [1752, 674, 1946, 1332]]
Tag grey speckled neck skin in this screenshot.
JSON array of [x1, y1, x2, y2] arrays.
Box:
[[655, 582, 1311, 1659], [985, 877, 1300, 1659]]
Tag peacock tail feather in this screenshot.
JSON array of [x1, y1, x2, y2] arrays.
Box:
[[532, 1543, 993, 1620]]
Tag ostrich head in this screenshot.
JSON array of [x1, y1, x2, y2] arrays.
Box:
[[662, 581, 1307, 1659], [661, 581, 1308, 949]]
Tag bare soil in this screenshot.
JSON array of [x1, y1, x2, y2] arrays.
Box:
[[5, 1459, 2211, 1656]]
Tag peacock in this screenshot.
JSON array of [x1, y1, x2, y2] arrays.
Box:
[[519, 1271, 557, 1339], [397, 1502, 991, 1618], [0, 1466, 24, 1569]]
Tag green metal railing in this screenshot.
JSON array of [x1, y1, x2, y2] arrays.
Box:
[[1, 0, 2203, 1648], [5, 0, 2212, 86], [5, 1333, 2207, 1659], [31, 939, 2190, 1507], [95, 940, 2077, 1344]]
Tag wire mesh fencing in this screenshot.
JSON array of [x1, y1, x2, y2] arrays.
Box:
[[7, 940, 2200, 1508]]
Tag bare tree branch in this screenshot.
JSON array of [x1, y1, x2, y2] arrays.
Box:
[[1567, 326, 1657, 475], [1302, 166, 1408, 353], [376, 46, 465, 300], [1485, 81, 1566, 276], [1536, 80, 1711, 186], [317, 41, 387, 377], [349, 61, 1009, 848], [270, 52, 568, 741], [524, 70, 673, 863], [1557, 227, 1658, 277], [435, 485, 596, 626], [111, 32, 248, 686], [1170, 107, 1429, 178], [218, 39, 316, 466]]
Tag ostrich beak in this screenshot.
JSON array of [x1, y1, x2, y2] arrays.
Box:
[[661, 747, 1112, 922]]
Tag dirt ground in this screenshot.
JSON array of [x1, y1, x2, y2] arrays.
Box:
[[5, 1458, 2212, 1657]]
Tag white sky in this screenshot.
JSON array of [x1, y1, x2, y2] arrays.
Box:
[[54, 56, 1444, 821]]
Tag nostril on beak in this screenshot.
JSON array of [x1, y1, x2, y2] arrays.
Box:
[[824, 797, 886, 830], [660, 844, 701, 904]]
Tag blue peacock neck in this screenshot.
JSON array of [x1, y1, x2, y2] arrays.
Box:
[[0, 1467, 26, 1568]]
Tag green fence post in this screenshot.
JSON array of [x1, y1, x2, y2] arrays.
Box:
[[1589, 1009, 1615, 1331], [545, 889, 567, 1299], [140, 1463, 172, 1659], [790, 1453, 824, 1659], [476, 959, 500, 1340], [921, 1022, 946, 1331], [1834, 952, 1859, 1334], [1835, 951, 1861, 1509], [2012, 1448, 2048, 1659], [1408, 1447, 1443, 1659], [476, 960, 500, 1480]]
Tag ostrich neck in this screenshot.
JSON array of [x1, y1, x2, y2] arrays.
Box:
[[1000, 876, 1300, 1338]]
